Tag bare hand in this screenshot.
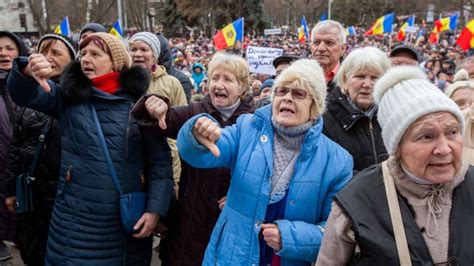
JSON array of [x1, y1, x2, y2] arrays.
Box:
[[192, 117, 221, 157], [217, 196, 226, 210], [261, 223, 282, 252], [133, 212, 160, 238], [145, 96, 168, 130], [5, 196, 16, 213], [27, 53, 52, 93]]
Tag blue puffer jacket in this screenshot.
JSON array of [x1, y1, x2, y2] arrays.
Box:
[[7, 58, 173, 265], [177, 105, 353, 265]]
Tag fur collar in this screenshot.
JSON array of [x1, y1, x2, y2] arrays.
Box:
[[60, 61, 150, 104]]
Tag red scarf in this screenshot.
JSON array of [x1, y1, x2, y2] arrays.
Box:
[[91, 72, 120, 94]]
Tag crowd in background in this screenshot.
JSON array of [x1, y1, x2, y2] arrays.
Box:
[[1, 16, 474, 266]]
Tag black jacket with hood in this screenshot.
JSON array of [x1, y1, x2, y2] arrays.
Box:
[[157, 34, 192, 103]]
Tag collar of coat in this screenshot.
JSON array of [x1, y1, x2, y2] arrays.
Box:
[[253, 104, 323, 159], [60, 61, 150, 105], [327, 86, 374, 131]]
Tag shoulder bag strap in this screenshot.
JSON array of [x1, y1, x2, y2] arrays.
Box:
[[90, 104, 124, 195], [382, 161, 412, 266], [28, 117, 53, 176]]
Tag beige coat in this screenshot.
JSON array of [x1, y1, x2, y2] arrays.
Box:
[[147, 65, 187, 184], [463, 106, 474, 165]]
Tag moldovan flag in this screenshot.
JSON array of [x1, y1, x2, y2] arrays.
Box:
[[429, 14, 458, 44], [213, 18, 244, 50], [398, 15, 415, 41], [365, 13, 394, 35], [298, 16, 310, 43], [456, 20, 474, 51], [110, 19, 124, 38], [54, 17, 70, 37]]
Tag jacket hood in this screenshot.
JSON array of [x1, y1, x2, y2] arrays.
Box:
[[0, 31, 28, 56], [60, 61, 150, 104], [192, 63, 205, 72], [157, 34, 172, 72]]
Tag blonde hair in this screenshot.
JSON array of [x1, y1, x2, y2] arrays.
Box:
[[273, 59, 326, 120], [207, 52, 250, 99], [335, 47, 391, 95]]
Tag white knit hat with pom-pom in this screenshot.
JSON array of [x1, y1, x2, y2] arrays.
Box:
[[374, 66, 464, 155]]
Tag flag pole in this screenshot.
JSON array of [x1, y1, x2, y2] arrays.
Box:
[[240, 17, 244, 56]]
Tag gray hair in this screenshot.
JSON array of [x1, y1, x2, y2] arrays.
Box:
[[311, 20, 346, 45], [456, 56, 474, 72], [335, 47, 391, 94]]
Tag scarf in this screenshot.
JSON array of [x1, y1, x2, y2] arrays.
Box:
[[91, 72, 120, 94]]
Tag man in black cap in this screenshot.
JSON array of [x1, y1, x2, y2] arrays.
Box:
[[272, 54, 299, 78], [389, 44, 421, 66]]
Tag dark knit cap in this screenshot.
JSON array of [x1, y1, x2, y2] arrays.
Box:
[[80, 23, 107, 38], [38, 33, 78, 59]]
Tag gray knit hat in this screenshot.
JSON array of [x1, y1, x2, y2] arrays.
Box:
[[374, 66, 464, 155], [129, 32, 161, 60]]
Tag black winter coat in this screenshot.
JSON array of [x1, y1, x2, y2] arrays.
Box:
[[157, 34, 193, 102], [8, 58, 173, 265], [323, 87, 387, 172], [6, 107, 60, 265], [135, 95, 255, 266], [0, 31, 28, 242]]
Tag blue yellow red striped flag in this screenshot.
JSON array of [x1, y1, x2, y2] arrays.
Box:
[[213, 18, 244, 50], [365, 13, 394, 35]]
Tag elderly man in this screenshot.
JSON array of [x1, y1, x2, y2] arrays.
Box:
[[389, 44, 421, 66], [311, 20, 347, 94], [272, 54, 299, 77]]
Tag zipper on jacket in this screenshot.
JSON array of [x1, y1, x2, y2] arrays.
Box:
[[61, 163, 73, 198], [368, 119, 378, 164], [124, 105, 133, 192]]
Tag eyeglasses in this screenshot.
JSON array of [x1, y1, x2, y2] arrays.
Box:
[[274, 87, 308, 100]]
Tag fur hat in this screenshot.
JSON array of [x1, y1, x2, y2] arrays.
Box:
[[445, 69, 474, 98], [80, 32, 131, 72], [374, 66, 464, 155], [129, 32, 161, 61], [274, 59, 327, 118], [38, 33, 78, 59]]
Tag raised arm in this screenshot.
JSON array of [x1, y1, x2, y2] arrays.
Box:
[[7, 56, 62, 117]]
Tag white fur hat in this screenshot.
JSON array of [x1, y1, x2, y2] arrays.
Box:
[[273, 59, 327, 117], [374, 66, 464, 155]]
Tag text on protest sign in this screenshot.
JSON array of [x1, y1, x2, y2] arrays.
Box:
[[246, 46, 283, 75]]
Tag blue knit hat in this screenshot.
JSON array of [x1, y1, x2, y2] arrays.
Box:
[[260, 79, 275, 92]]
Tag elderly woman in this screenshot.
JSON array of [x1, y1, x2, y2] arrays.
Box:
[[5, 33, 77, 265], [317, 66, 474, 265], [323, 47, 391, 172], [445, 68, 474, 110], [133, 52, 255, 265], [7, 32, 173, 265], [175, 59, 353, 265], [129, 31, 187, 189]]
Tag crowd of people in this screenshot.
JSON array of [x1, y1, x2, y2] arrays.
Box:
[[0, 16, 473, 266]]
